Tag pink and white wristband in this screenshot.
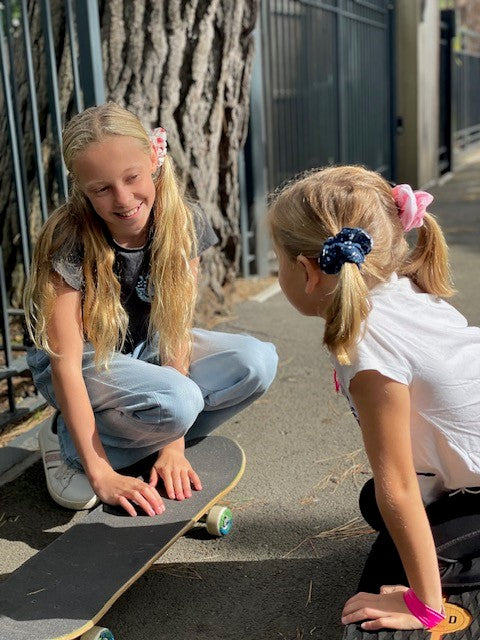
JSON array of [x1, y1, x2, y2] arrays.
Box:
[[403, 588, 445, 629]]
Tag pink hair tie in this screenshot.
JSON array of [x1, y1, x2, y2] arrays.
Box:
[[392, 184, 433, 232], [149, 126, 167, 168], [403, 589, 445, 629]]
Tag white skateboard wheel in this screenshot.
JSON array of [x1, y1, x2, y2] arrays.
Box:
[[206, 505, 233, 536]]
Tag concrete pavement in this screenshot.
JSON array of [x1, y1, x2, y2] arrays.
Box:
[[0, 156, 479, 640]]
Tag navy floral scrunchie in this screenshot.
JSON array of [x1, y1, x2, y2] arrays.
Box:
[[319, 227, 373, 275]]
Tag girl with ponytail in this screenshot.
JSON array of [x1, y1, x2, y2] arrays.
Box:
[[24, 103, 277, 517], [268, 165, 480, 632]]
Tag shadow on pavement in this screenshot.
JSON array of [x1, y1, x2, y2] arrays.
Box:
[[0, 460, 77, 554], [100, 555, 357, 640]]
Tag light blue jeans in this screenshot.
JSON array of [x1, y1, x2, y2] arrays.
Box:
[[27, 328, 278, 470]]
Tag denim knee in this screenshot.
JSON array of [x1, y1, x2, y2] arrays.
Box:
[[138, 376, 205, 438], [239, 337, 278, 395]]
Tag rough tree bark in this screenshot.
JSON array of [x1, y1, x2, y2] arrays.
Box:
[[0, 0, 259, 312]]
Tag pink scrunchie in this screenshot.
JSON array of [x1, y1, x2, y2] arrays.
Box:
[[392, 184, 434, 232], [149, 127, 167, 168]]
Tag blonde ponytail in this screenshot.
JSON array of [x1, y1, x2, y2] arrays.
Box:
[[399, 212, 454, 297], [324, 262, 371, 364]]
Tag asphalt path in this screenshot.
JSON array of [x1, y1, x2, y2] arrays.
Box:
[[0, 157, 479, 640]]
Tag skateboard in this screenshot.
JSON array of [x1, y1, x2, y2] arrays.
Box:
[[0, 435, 245, 640], [342, 590, 480, 640]]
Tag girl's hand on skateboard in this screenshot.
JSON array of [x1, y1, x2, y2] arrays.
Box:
[[150, 439, 202, 501], [341, 586, 424, 631], [92, 468, 165, 517]]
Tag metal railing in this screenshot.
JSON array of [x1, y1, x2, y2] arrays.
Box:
[[452, 29, 480, 152], [260, 0, 395, 190], [241, 0, 395, 275], [0, 0, 104, 429]]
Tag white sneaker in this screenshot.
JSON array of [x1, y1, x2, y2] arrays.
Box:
[[38, 417, 100, 510]]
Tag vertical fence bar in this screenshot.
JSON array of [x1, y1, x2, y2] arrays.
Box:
[[74, 0, 105, 107], [65, 0, 84, 113], [0, 5, 31, 276], [0, 248, 15, 412], [260, 0, 275, 191], [20, 0, 49, 223], [238, 149, 251, 277], [276, 0, 286, 184], [335, 2, 346, 162], [40, 0, 68, 202], [249, 24, 270, 277], [4, 0, 30, 223], [388, 1, 396, 180]]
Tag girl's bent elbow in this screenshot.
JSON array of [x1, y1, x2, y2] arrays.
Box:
[[375, 478, 422, 511], [51, 355, 83, 378]]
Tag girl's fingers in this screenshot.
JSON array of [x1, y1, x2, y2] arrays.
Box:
[[161, 472, 176, 500], [132, 490, 157, 517], [342, 607, 385, 625], [189, 468, 202, 491], [172, 471, 185, 500], [156, 463, 199, 501], [379, 585, 407, 595], [181, 470, 192, 499], [118, 495, 137, 517], [149, 466, 158, 487], [379, 586, 394, 595], [141, 484, 164, 514], [361, 617, 394, 631], [342, 594, 370, 616]]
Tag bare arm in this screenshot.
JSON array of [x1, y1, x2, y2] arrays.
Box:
[[341, 370, 442, 630], [47, 276, 164, 517], [47, 277, 110, 480]]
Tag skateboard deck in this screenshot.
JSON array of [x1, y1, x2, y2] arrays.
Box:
[[342, 590, 480, 640], [0, 435, 245, 640]]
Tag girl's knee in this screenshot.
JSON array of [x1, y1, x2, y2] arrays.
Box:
[[167, 384, 205, 436], [238, 337, 278, 394], [359, 478, 385, 531], [134, 377, 204, 437]]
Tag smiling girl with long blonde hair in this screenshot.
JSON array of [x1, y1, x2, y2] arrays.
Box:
[[24, 102, 277, 517]]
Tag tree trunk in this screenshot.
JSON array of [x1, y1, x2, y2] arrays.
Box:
[[0, 0, 259, 312]]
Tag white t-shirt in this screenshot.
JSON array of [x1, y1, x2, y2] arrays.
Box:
[[332, 273, 480, 504]]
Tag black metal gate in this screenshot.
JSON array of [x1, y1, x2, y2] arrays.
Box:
[[439, 10, 455, 175], [259, 0, 396, 191], [452, 28, 480, 153]]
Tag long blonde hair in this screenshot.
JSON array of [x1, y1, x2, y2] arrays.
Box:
[[268, 165, 453, 364], [24, 102, 197, 367]]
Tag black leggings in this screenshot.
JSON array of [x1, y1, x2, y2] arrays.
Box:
[[358, 478, 480, 593]]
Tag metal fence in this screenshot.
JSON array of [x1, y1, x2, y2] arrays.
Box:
[[452, 29, 480, 152], [259, 0, 395, 191], [439, 10, 454, 175], [0, 0, 103, 429], [242, 0, 395, 275]]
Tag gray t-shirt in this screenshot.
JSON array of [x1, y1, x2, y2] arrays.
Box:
[[52, 208, 218, 353]]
